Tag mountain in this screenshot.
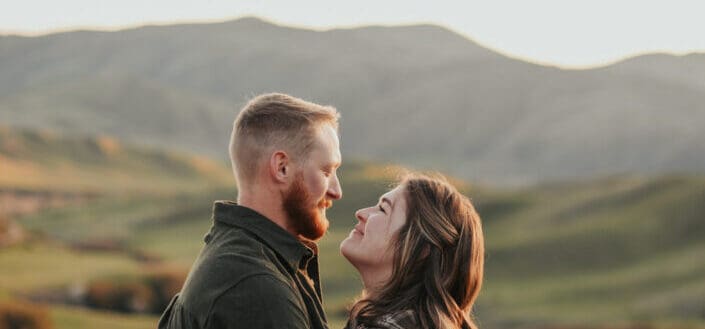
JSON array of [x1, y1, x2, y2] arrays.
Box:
[[1, 17, 704, 185]]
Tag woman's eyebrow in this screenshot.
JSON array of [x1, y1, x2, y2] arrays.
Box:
[[381, 197, 393, 209]]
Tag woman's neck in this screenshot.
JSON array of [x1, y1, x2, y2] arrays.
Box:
[[357, 264, 392, 298]]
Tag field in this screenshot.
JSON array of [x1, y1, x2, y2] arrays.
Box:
[[1, 127, 704, 329]]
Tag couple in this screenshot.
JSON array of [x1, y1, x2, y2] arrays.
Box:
[[158, 93, 484, 329]]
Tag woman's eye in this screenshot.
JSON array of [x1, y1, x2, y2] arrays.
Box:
[[378, 205, 386, 214]]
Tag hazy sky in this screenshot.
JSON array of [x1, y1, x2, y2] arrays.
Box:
[[1, 0, 703, 68]]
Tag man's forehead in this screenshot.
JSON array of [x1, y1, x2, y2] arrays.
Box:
[[306, 128, 342, 163], [315, 125, 341, 158], [319, 124, 339, 145], [332, 145, 342, 165]]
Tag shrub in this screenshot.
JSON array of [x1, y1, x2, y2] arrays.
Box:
[[84, 270, 187, 314], [0, 300, 53, 329], [85, 280, 154, 313], [146, 270, 187, 313]]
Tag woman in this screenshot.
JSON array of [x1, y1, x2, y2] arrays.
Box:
[[340, 173, 484, 329]]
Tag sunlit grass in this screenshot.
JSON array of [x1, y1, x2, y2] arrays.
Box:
[[0, 243, 142, 293], [51, 304, 157, 329], [2, 144, 704, 328], [0, 126, 232, 194]]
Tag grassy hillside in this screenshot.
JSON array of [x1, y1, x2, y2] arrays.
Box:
[[0, 125, 232, 193], [0, 128, 234, 328], [10, 171, 705, 328], [476, 176, 705, 327], [1, 156, 399, 329], [1, 127, 704, 328]]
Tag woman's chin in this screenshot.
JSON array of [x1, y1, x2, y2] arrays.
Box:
[[339, 238, 351, 255], [339, 239, 358, 264]]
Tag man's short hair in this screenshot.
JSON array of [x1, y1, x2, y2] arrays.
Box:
[[229, 93, 339, 186]]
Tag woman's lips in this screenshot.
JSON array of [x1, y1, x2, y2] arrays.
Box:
[[354, 224, 364, 235]]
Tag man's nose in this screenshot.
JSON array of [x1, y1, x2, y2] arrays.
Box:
[[327, 173, 342, 200]]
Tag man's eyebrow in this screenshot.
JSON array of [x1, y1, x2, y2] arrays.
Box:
[[324, 162, 340, 170]]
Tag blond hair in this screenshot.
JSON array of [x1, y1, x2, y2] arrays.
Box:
[[229, 93, 339, 186]]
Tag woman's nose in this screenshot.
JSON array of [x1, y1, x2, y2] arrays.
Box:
[[355, 208, 368, 222]]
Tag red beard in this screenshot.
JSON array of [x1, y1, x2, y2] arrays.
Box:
[[283, 174, 330, 240]]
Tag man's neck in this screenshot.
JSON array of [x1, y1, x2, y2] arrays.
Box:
[[237, 191, 296, 237]]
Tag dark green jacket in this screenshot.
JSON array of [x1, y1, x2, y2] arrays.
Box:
[[158, 201, 329, 329]]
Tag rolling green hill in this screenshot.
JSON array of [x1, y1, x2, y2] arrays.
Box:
[[13, 172, 705, 328], [12, 173, 705, 327], [1, 127, 704, 328], [0, 125, 232, 193], [476, 176, 705, 327]]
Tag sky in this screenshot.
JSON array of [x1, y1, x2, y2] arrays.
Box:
[[1, 0, 704, 68]]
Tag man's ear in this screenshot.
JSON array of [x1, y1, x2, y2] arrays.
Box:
[[269, 150, 291, 183]]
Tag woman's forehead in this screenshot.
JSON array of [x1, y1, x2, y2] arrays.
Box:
[[381, 185, 406, 207]]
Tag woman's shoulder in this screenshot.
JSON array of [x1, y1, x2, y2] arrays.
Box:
[[354, 310, 419, 329]]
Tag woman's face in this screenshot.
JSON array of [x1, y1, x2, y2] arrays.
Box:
[[340, 184, 408, 271]]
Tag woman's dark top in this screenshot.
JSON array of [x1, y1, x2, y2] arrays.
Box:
[[346, 310, 419, 329]]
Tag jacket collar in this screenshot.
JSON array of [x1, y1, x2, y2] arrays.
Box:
[[211, 200, 315, 273]]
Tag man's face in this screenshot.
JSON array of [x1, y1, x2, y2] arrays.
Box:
[[283, 124, 342, 240]]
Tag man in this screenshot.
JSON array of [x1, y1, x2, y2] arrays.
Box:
[[159, 93, 342, 329]]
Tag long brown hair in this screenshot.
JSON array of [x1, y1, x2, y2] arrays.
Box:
[[349, 173, 485, 329]]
